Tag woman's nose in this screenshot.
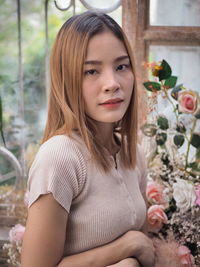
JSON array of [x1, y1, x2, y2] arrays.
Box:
[[102, 71, 120, 93]]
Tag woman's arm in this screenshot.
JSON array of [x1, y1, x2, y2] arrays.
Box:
[[57, 230, 155, 267], [107, 258, 141, 267], [21, 193, 68, 267], [21, 193, 155, 267]]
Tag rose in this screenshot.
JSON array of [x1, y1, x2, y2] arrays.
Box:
[[173, 179, 196, 212], [177, 245, 194, 267], [178, 90, 199, 114], [147, 205, 168, 232], [9, 224, 25, 244], [195, 184, 200, 206], [146, 181, 166, 205]]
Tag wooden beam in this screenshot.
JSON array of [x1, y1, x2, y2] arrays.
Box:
[[122, 0, 137, 51], [144, 26, 200, 42], [122, 0, 148, 125]]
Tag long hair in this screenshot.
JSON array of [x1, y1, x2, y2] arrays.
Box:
[[42, 11, 138, 171]]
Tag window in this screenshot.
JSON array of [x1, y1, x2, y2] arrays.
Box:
[[122, 0, 200, 122]]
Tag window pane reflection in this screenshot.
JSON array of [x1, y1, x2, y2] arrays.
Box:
[[148, 45, 200, 160], [149, 45, 200, 90], [150, 0, 200, 26], [82, 0, 120, 9]]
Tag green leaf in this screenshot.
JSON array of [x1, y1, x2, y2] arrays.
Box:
[[164, 76, 177, 89], [191, 133, 200, 148], [188, 161, 198, 169], [143, 81, 161, 92], [158, 60, 172, 81], [171, 84, 183, 100], [187, 161, 200, 173], [176, 122, 186, 133], [156, 132, 167, 146], [195, 111, 200, 119], [173, 134, 185, 148], [157, 116, 169, 130], [196, 148, 200, 159], [0, 96, 2, 130], [0, 96, 6, 147], [141, 123, 157, 137]]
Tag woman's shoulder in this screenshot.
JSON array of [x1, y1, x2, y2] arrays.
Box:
[[41, 134, 80, 150], [28, 134, 87, 211], [40, 134, 85, 156], [32, 134, 86, 172]]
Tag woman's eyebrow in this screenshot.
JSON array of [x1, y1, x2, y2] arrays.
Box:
[[84, 60, 101, 65], [114, 55, 129, 62], [84, 55, 129, 65]]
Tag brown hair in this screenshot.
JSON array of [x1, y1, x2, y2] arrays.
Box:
[[42, 11, 138, 171]]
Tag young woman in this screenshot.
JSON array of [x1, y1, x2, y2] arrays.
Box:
[[21, 11, 155, 267]]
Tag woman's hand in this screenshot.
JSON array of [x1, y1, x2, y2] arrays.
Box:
[[107, 258, 141, 267], [121, 231, 155, 267]]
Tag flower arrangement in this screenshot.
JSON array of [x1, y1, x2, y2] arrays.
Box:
[[142, 60, 200, 266], [1, 188, 27, 267], [2, 60, 200, 265], [3, 223, 25, 267]]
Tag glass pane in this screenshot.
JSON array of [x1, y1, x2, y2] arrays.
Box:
[[148, 45, 200, 160], [150, 0, 200, 26], [54, 0, 71, 10], [149, 45, 200, 90], [82, 0, 120, 10]]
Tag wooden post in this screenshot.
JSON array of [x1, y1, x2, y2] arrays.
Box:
[[122, 0, 148, 125]]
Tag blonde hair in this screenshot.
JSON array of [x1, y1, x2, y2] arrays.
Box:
[[42, 11, 138, 172]]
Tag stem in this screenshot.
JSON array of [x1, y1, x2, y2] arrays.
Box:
[[185, 118, 197, 170], [178, 165, 200, 178], [161, 82, 189, 143], [161, 82, 179, 124]]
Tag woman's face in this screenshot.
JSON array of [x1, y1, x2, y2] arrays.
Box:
[[82, 30, 134, 124]]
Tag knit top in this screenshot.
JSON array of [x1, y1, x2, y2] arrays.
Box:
[[27, 133, 147, 257]]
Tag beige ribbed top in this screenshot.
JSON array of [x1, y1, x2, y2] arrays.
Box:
[[27, 134, 147, 257]]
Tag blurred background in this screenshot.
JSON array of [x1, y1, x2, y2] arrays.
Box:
[[0, 1, 200, 265], [0, 0, 200, 197]]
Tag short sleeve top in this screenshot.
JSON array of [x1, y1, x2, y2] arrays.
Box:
[[27, 134, 147, 256]]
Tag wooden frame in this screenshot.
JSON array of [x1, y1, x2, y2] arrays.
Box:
[[122, 0, 200, 121]]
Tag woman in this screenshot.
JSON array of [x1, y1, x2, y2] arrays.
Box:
[[21, 11, 155, 267]]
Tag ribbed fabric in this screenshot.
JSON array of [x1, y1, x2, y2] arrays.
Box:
[[27, 134, 147, 257]]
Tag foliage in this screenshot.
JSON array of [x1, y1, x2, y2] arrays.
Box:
[[142, 59, 200, 176], [1, 187, 27, 266], [0, 0, 73, 178], [142, 60, 200, 266]]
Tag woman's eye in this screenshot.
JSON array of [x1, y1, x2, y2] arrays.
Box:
[[84, 69, 97, 75], [117, 64, 129, 71]]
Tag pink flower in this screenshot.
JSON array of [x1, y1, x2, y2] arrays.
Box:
[[146, 182, 166, 205], [177, 245, 194, 267], [195, 184, 200, 206], [178, 90, 199, 114], [9, 224, 25, 244], [147, 205, 168, 233]]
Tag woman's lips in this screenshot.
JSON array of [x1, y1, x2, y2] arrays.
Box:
[[100, 98, 123, 109]]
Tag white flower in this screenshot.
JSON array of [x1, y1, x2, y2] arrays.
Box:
[[141, 136, 157, 163], [173, 178, 196, 212]]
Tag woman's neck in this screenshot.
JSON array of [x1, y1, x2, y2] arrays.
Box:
[[94, 121, 120, 156]]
